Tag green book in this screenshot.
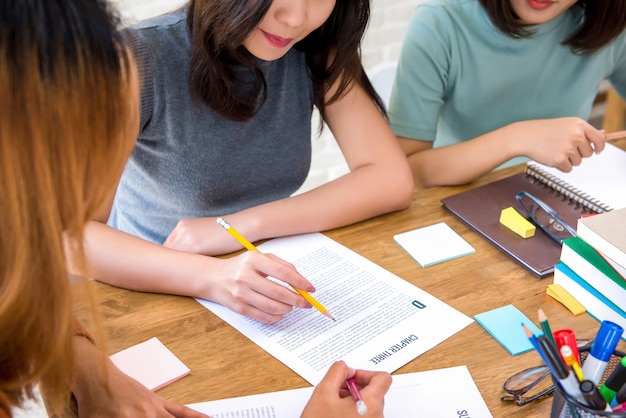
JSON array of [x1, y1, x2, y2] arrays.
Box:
[[560, 237, 626, 310]]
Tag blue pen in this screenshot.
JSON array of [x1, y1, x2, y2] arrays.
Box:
[[581, 321, 624, 385]]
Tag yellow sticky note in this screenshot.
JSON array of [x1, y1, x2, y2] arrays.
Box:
[[499, 207, 536, 238], [546, 284, 586, 316]]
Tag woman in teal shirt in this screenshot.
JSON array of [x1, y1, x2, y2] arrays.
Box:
[[390, 0, 626, 190]]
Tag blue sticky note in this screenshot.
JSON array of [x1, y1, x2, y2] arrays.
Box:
[[474, 305, 542, 355]]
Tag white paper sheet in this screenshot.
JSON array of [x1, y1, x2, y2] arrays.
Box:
[[196, 233, 473, 385], [187, 365, 493, 418]]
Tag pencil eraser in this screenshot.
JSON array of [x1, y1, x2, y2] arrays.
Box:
[[499, 207, 536, 238]]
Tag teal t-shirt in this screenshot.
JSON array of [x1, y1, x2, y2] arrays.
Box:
[[389, 0, 626, 168]]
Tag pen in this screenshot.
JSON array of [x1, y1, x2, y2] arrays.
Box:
[[581, 320, 623, 385], [560, 345, 584, 382], [580, 379, 612, 412], [538, 307, 556, 347], [616, 380, 626, 405], [553, 329, 581, 366], [536, 334, 586, 404], [346, 376, 368, 416], [605, 129, 626, 140], [216, 218, 335, 321], [613, 401, 626, 413], [599, 356, 626, 404]]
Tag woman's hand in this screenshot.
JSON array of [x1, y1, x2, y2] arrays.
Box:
[[199, 251, 315, 324], [514, 117, 606, 172], [301, 361, 392, 418], [164, 216, 242, 256], [72, 336, 209, 418]]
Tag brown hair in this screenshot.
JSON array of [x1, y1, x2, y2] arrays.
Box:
[[187, 0, 385, 122], [0, 0, 136, 412], [479, 0, 626, 54]]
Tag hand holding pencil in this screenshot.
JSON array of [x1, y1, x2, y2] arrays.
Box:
[[216, 218, 335, 321], [301, 361, 391, 418]]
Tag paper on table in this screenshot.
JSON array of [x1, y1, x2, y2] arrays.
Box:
[[110, 337, 190, 391], [474, 305, 542, 356], [394, 222, 475, 267], [196, 233, 473, 385], [187, 365, 492, 417]]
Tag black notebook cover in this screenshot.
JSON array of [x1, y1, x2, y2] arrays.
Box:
[[441, 173, 588, 277]]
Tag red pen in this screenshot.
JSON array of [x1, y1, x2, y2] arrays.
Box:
[[346, 377, 368, 416], [554, 329, 580, 366]]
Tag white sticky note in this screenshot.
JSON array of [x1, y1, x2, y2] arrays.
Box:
[[110, 337, 190, 391], [394, 222, 475, 267]]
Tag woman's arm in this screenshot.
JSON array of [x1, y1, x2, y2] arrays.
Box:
[[71, 322, 208, 418], [164, 78, 413, 252], [400, 117, 607, 190], [83, 222, 314, 324]]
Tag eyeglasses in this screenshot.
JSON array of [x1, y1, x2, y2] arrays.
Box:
[[501, 340, 593, 406], [501, 365, 555, 406], [515, 191, 577, 244]]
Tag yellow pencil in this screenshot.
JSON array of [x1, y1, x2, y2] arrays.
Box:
[[216, 218, 335, 321]]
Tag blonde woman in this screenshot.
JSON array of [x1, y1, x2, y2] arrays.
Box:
[[0, 0, 207, 416]]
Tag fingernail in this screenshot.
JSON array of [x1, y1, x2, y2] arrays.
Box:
[[306, 285, 316, 292]]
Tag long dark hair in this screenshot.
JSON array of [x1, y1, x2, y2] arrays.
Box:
[[187, 0, 384, 122], [479, 0, 626, 54]]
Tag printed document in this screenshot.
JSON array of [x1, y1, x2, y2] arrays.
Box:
[[187, 365, 493, 417], [196, 233, 473, 385]]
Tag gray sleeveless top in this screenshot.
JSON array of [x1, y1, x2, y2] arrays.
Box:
[[109, 8, 315, 244]]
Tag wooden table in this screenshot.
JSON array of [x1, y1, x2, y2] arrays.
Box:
[[73, 139, 626, 418]]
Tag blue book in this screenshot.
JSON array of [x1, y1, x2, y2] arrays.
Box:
[[553, 263, 626, 339]]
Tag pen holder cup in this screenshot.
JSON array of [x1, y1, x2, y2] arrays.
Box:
[[550, 349, 626, 418]]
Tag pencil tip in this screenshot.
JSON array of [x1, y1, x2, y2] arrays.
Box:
[[521, 323, 533, 337], [538, 307, 547, 321]]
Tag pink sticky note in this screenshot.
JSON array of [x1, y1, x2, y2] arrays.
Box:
[[110, 337, 190, 391]]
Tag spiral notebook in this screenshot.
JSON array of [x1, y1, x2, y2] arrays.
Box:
[[441, 173, 587, 277], [524, 143, 626, 213]]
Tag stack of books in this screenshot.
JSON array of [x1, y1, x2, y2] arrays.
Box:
[[553, 207, 626, 332]]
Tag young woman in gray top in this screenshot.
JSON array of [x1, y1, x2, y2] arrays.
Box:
[[85, 0, 413, 325]]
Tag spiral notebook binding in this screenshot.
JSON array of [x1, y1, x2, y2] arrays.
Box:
[[524, 166, 613, 214]]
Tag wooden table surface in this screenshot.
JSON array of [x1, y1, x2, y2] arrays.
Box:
[[73, 138, 626, 418]]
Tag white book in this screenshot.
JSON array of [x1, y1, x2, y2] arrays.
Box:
[[553, 264, 626, 335], [525, 143, 626, 213], [559, 237, 626, 309], [577, 208, 626, 270]]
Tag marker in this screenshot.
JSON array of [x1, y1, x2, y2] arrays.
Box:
[[553, 329, 581, 366], [599, 356, 626, 404], [615, 378, 626, 404], [346, 377, 368, 416], [613, 401, 626, 413], [538, 308, 556, 346], [216, 218, 335, 321], [579, 380, 612, 412], [581, 321, 624, 385], [560, 345, 584, 382], [536, 334, 585, 404]]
